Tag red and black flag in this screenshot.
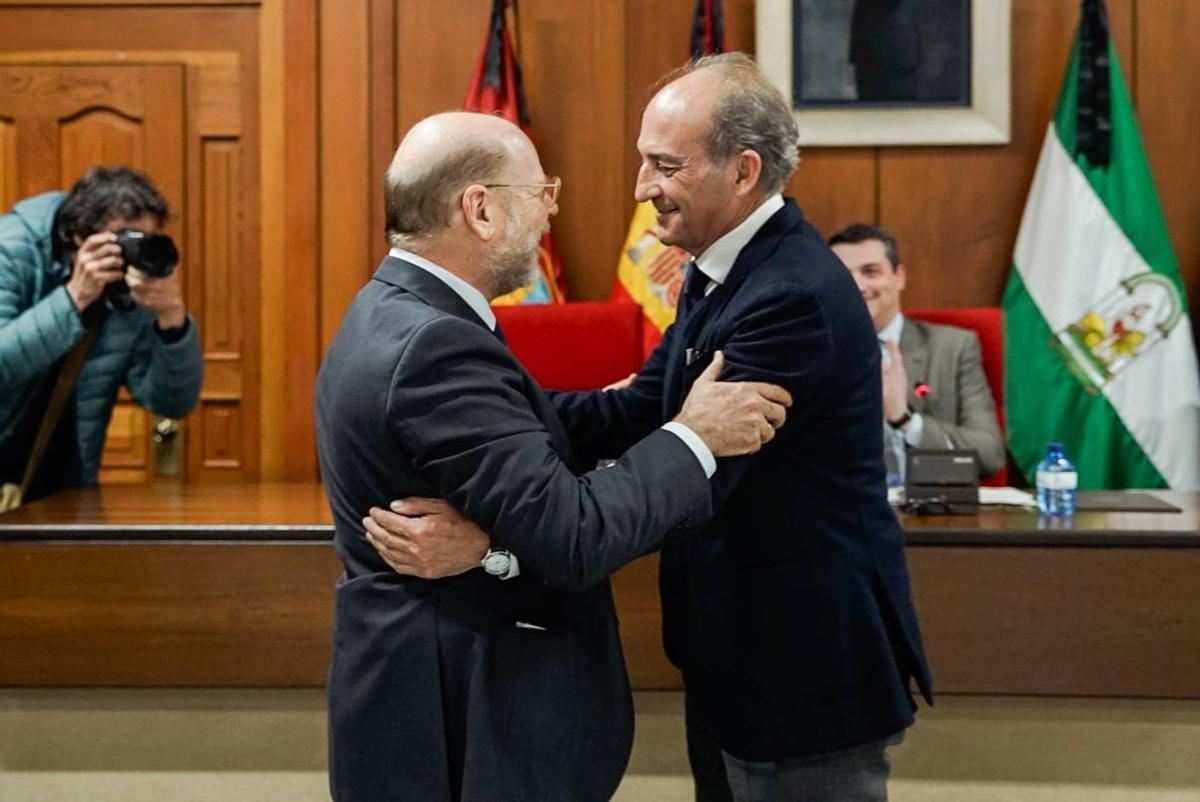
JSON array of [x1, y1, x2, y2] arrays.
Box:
[[690, 0, 725, 60], [465, 0, 567, 304]]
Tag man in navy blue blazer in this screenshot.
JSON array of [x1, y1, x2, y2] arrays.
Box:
[[316, 110, 792, 802], [369, 55, 933, 801]]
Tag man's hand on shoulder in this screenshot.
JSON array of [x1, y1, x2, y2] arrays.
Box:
[[674, 351, 792, 457], [364, 497, 490, 579]]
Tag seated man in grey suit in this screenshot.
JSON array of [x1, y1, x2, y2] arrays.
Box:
[[314, 110, 791, 802], [829, 223, 1005, 481]]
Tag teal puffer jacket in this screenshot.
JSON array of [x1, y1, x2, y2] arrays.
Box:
[[0, 192, 204, 484]]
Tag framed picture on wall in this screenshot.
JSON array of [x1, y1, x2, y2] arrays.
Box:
[[756, 0, 1010, 146]]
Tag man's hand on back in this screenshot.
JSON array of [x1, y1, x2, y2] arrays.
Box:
[[674, 350, 792, 457], [364, 497, 489, 579]]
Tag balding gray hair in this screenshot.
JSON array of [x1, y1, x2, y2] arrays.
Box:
[[384, 140, 510, 251], [691, 52, 800, 194]]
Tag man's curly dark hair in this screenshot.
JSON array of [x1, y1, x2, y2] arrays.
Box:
[[53, 166, 170, 260]]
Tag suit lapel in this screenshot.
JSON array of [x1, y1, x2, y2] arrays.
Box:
[[663, 201, 807, 416], [900, 317, 931, 412], [372, 255, 586, 471]]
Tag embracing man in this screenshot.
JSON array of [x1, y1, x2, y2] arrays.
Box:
[[368, 54, 933, 802]]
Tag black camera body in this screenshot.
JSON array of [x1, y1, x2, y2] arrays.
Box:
[[115, 228, 178, 278], [106, 229, 179, 308]]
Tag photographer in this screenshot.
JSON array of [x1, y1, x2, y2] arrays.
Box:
[[0, 166, 203, 504]]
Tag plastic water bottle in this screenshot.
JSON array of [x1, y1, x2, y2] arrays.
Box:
[[1036, 442, 1077, 515]]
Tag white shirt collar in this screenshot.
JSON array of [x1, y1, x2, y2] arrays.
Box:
[[388, 247, 496, 331], [693, 194, 785, 286], [878, 312, 905, 344]]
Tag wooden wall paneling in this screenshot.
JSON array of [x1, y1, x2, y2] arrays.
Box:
[[367, 0, 396, 265], [611, 553, 678, 687], [258, 1, 285, 481], [196, 138, 246, 480], [201, 403, 243, 471], [876, 0, 1134, 309], [319, 0, 372, 355], [0, 116, 13, 211], [908, 546, 1200, 697], [259, 0, 320, 480], [0, 543, 339, 686], [1136, 0, 1200, 338], [0, 7, 249, 53], [0, 0, 262, 5], [516, 1, 627, 301], [186, 54, 250, 484], [139, 65, 189, 481], [395, 0, 489, 137], [98, 406, 148, 468], [721, 0, 757, 53], [201, 141, 242, 357], [787, 148, 877, 240], [233, 13, 263, 482]]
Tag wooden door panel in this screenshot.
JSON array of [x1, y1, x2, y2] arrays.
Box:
[[0, 117, 15, 211], [59, 109, 145, 180]]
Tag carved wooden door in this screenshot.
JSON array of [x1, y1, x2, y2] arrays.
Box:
[[0, 64, 187, 484]]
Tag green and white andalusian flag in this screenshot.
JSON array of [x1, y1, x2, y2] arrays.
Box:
[[1003, 0, 1200, 490]]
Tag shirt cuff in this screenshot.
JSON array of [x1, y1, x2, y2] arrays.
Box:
[[661, 421, 717, 478], [502, 554, 520, 580], [903, 412, 925, 447]]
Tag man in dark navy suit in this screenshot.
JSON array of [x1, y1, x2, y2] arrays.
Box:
[[369, 54, 933, 802], [315, 111, 791, 802]]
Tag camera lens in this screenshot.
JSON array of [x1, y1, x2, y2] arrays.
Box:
[[115, 229, 178, 278], [138, 236, 178, 277]]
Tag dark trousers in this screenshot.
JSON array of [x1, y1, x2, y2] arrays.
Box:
[[685, 691, 904, 802]]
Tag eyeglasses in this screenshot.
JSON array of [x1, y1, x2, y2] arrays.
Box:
[[484, 176, 561, 205]]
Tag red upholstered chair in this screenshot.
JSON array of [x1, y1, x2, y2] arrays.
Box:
[[904, 307, 1007, 486], [494, 302, 646, 391]]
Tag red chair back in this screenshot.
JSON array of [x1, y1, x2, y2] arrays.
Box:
[[494, 302, 645, 391], [905, 307, 1007, 485]]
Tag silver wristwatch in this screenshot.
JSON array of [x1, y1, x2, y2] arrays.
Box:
[[480, 548, 516, 579]]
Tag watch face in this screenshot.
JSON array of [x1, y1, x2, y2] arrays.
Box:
[[483, 551, 511, 576]]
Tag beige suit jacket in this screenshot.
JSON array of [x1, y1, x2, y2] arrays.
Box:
[[899, 316, 1006, 477]]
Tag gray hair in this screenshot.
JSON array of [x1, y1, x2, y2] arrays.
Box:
[[691, 52, 800, 194], [384, 140, 510, 251]]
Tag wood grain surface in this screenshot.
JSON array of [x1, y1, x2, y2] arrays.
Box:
[[2, 486, 1198, 694]]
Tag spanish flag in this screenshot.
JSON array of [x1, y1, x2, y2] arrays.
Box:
[[466, 0, 567, 305], [611, 0, 724, 355]]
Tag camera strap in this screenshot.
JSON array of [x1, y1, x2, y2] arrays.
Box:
[[0, 306, 105, 513]]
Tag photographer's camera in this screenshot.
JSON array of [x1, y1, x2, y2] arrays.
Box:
[[106, 229, 179, 308]]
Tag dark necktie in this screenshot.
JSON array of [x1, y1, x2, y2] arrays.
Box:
[[680, 260, 708, 315]]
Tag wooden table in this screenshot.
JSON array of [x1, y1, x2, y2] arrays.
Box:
[[2, 485, 1197, 696]]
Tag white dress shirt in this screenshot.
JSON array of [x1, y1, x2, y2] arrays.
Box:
[[691, 194, 785, 294]]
